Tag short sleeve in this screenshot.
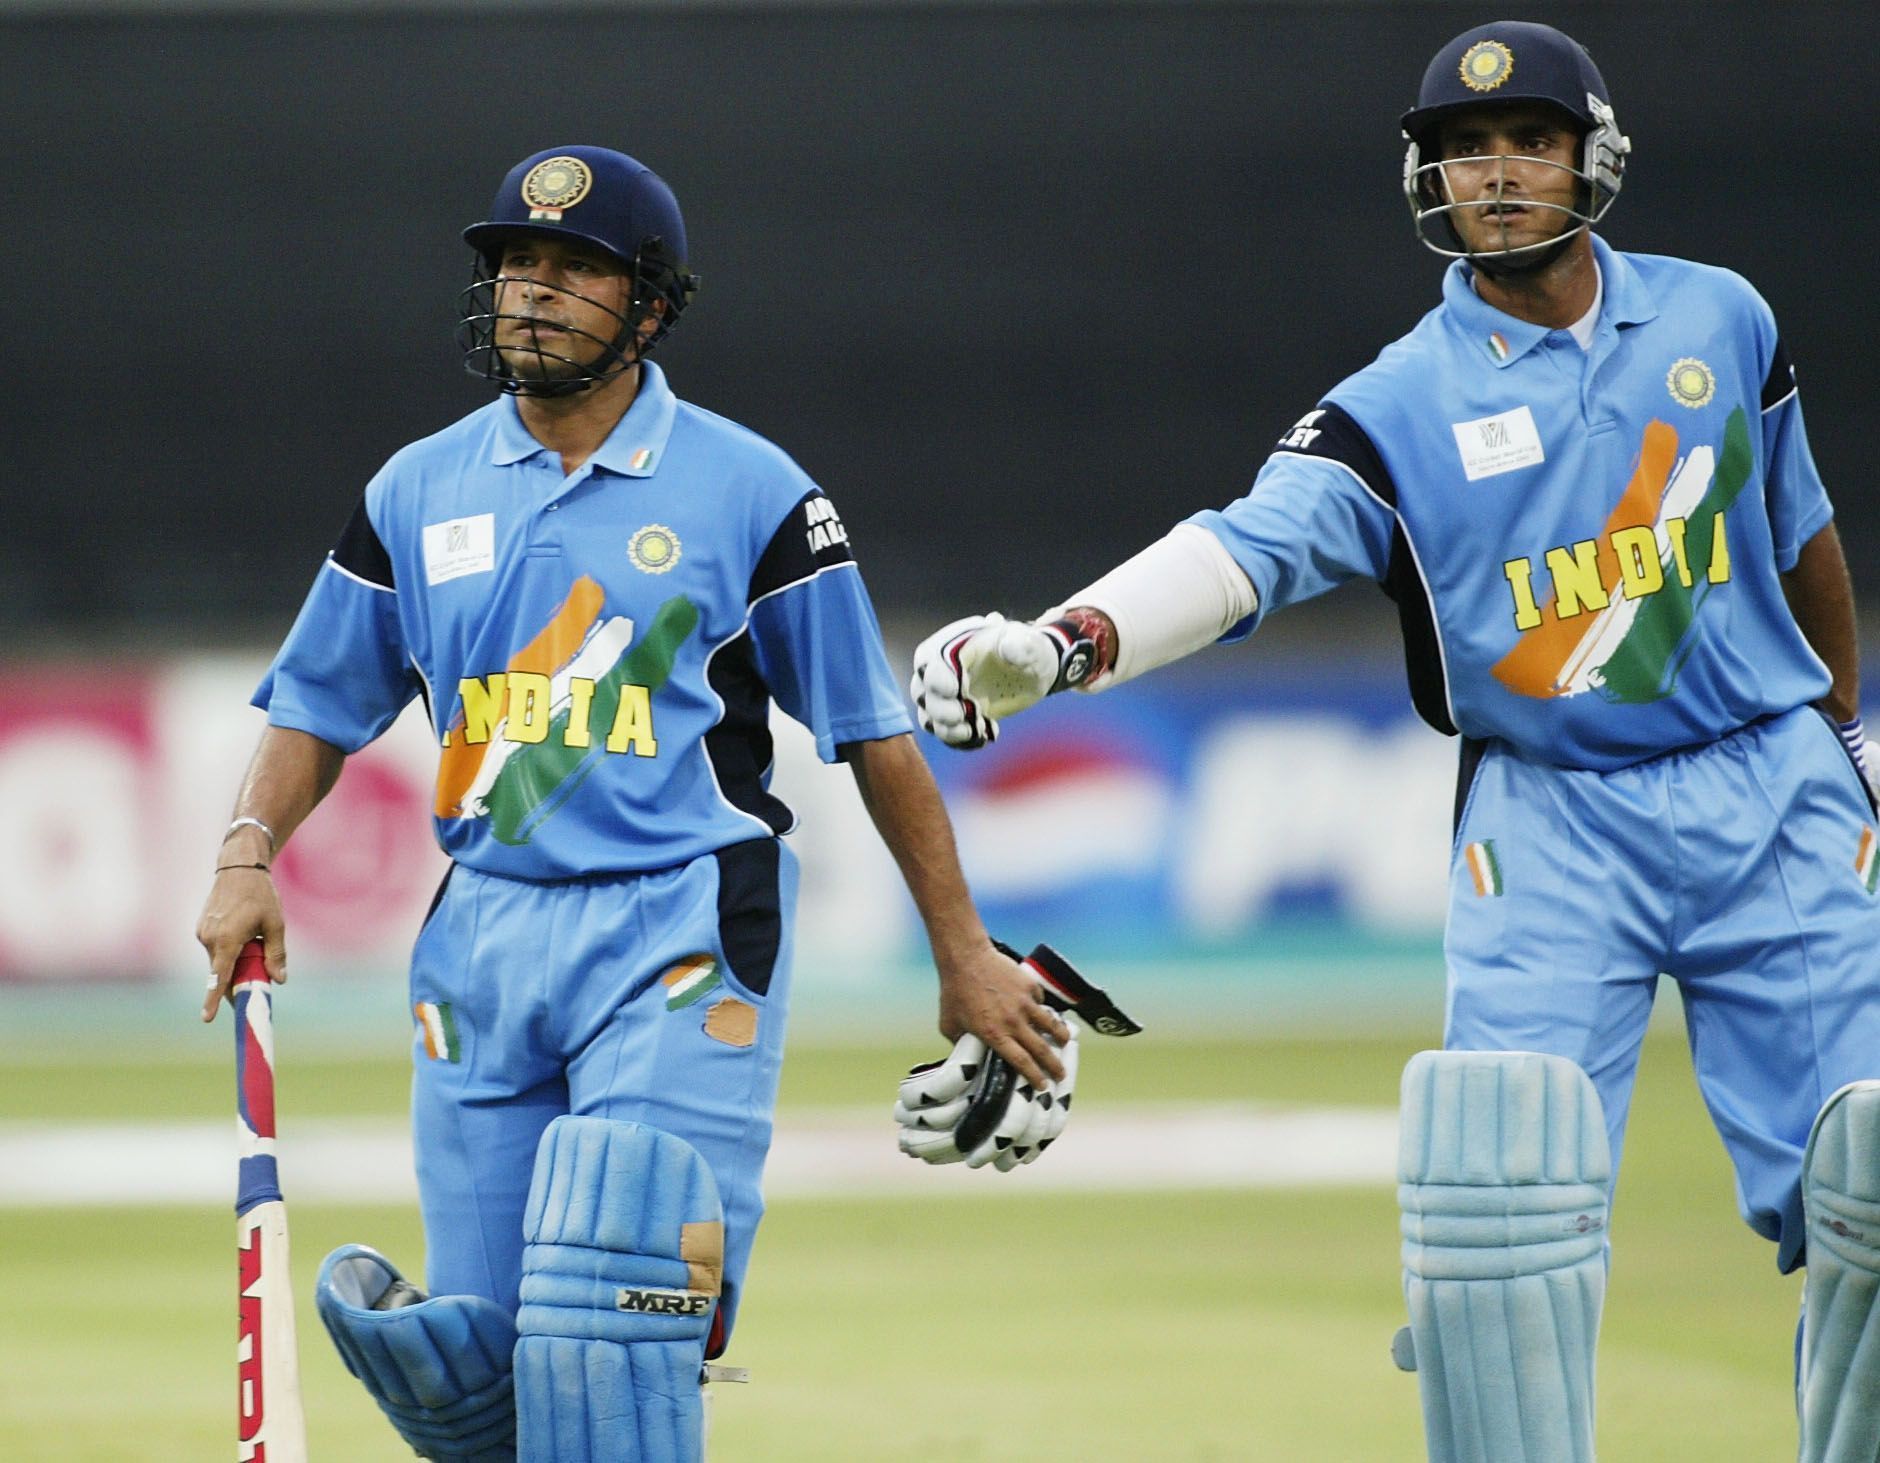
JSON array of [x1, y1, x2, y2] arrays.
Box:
[[1186, 401, 1399, 640], [1757, 336, 1832, 570], [744, 490, 913, 762], [252, 493, 421, 752]]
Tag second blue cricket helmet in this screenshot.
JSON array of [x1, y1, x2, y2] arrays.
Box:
[[457, 145, 699, 393], [1399, 21, 1631, 265]]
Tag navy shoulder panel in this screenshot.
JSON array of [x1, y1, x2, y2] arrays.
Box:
[[749, 490, 856, 604], [331, 496, 395, 590], [1272, 402, 1398, 508]]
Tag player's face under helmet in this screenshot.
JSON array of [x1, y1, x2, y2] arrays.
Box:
[[457, 146, 700, 396], [1400, 22, 1631, 274]]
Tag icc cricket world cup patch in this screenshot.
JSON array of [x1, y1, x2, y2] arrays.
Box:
[[662, 954, 721, 1010], [1464, 840, 1505, 897], [415, 1001, 462, 1062], [1857, 827, 1878, 895]]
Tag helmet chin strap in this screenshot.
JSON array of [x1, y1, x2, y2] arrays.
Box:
[[1467, 225, 1585, 280]]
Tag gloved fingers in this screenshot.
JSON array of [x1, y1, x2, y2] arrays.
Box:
[[898, 1126, 966, 1163], [892, 1092, 972, 1131], [897, 1034, 987, 1110]]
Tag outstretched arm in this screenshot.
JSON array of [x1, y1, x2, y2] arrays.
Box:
[[842, 733, 1069, 1088], [911, 523, 1256, 748], [195, 725, 346, 1022]]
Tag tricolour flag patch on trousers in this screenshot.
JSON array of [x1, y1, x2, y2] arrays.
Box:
[[663, 954, 722, 1010], [1858, 827, 1879, 895], [415, 1001, 461, 1062], [1465, 840, 1504, 897]]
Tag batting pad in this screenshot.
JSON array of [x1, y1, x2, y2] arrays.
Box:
[[1799, 1080, 1880, 1463], [516, 1117, 724, 1463], [1398, 1050, 1611, 1463], [314, 1244, 518, 1462]]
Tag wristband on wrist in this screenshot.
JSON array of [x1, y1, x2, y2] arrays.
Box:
[[1839, 716, 1866, 759], [223, 816, 277, 853], [1042, 610, 1113, 692]]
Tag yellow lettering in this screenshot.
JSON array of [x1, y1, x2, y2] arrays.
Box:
[[1502, 558, 1543, 630], [1666, 517, 1693, 587], [1544, 540, 1610, 620], [1707, 511, 1731, 583], [605, 685, 659, 757], [458, 675, 507, 745], [1610, 526, 1664, 600], [563, 678, 594, 748], [505, 671, 551, 744]]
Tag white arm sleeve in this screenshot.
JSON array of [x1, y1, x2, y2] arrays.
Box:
[[1045, 523, 1258, 690]]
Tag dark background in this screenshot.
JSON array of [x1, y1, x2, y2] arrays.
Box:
[[5, 0, 1874, 646]]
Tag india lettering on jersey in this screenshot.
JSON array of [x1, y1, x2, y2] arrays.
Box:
[[434, 576, 699, 845], [1493, 409, 1751, 703]]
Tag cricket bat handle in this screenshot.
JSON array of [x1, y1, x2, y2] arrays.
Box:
[[234, 939, 309, 1462]]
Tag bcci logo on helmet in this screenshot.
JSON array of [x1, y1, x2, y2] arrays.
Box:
[[521, 156, 594, 222], [1458, 39, 1514, 92]]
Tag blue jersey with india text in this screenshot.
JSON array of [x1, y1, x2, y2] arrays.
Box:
[[255, 361, 911, 879], [1192, 234, 1833, 771]]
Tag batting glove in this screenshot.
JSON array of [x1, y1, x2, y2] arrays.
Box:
[[909, 614, 1098, 750], [893, 943, 1142, 1171]]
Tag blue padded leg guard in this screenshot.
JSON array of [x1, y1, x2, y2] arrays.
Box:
[[314, 1244, 518, 1462], [516, 1117, 725, 1463], [1799, 1081, 1880, 1463], [1397, 1050, 1611, 1463]]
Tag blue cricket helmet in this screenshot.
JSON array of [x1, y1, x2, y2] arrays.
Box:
[[462, 145, 690, 273], [1401, 21, 1614, 152], [457, 146, 698, 394]]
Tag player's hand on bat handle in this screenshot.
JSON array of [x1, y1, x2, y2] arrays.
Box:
[[911, 613, 1068, 750], [196, 856, 288, 1023], [935, 940, 1070, 1089]]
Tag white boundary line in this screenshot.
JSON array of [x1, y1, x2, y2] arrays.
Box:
[[0, 1104, 1397, 1206]]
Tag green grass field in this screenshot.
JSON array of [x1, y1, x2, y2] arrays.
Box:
[[0, 1027, 1802, 1460]]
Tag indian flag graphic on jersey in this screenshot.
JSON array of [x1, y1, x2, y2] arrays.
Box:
[[1858, 827, 1879, 895], [1494, 409, 1752, 704], [434, 577, 699, 845], [661, 954, 722, 1010], [415, 1001, 461, 1061], [1464, 840, 1504, 897]]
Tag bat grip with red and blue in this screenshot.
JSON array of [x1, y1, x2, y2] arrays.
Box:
[[232, 941, 283, 1218]]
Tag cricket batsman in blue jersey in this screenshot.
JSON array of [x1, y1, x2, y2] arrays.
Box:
[[912, 22, 1880, 1462], [195, 145, 1073, 1461]]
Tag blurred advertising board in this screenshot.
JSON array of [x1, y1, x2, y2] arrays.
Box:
[[0, 654, 1481, 987]]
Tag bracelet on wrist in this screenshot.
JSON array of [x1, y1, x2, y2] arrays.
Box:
[[223, 816, 278, 853], [215, 862, 272, 874]]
